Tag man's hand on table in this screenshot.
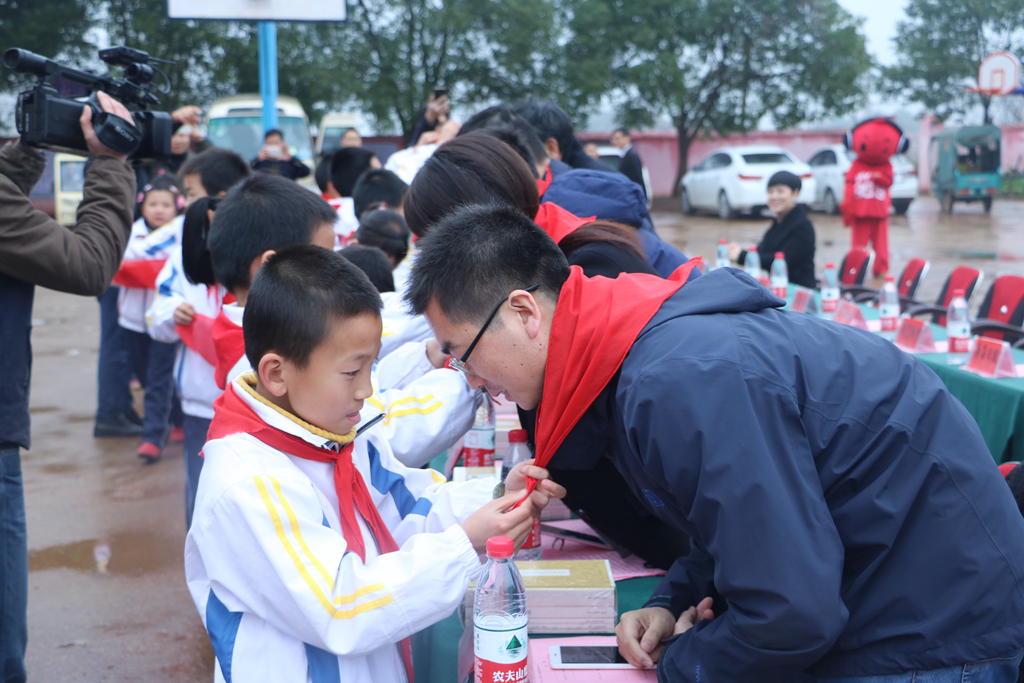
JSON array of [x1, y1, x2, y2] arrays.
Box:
[[616, 597, 715, 669]]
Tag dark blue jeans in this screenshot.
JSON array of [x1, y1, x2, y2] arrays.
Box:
[[0, 446, 26, 683], [183, 415, 211, 530], [815, 648, 1024, 683], [95, 287, 134, 422], [125, 330, 178, 448]]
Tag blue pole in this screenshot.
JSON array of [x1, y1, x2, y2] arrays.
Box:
[[258, 21, 279, 133]]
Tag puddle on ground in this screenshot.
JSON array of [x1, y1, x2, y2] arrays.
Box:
[[28, 531, 182, 576], [41, 463, 79, 474]]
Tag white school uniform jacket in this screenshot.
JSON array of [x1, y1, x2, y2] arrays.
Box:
[[327, 197, 358, 249], [185, 377, 494, 683], [146, 246, 229, 419], [379, 291, 432, 360], [218, 305, 482, 467], [117, 216, 182, 333]]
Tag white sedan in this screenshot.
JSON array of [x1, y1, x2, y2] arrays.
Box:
[[805, 145, 920, 215], [679, 145, 815, 219]]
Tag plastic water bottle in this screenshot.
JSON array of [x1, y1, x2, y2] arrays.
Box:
[[821, 262, 840, 318], [463, 395, 495, 467], [715, 239, 729, 270], [474, 536, 529, 683], [500, 429, 542, 561], [946, 288, 971, 365], [744, 246, 761, 281], [879, 274, 899, 339], [770, 252, 788, 299]]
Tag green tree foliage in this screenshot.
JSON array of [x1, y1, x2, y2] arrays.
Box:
[[883, 0, 1024, 124], [566, 0, 872, 190], [0, 0, 92, 92]]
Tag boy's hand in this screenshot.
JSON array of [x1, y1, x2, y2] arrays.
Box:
[[616, 606, 676, 668], [504, 459, 566, 513], [461, 490, 538, 553], [173, 302, 195, 326]]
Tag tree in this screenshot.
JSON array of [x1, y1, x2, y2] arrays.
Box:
[[565, 0, 872, 192], [0, 0, 93, 93], [883, 0, 1024, 124]]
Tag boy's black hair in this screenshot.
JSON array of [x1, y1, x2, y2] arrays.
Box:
[[265, 128, 283, 140], [331, 147, 378, 197], [181, 196, 221, 286], [207, 173, 338, 292], [315, 154, 333, 194], [460, 104, 549, 164], [340, 245, 395, 293], [404, 203, 570, 325], [512, 99, 575, 155], [179, 147, 251, 197], [244, 244, 383, 373], [465, 127, 538, 178], [356, 209, 410, 265], [352, 169, 409, 218]]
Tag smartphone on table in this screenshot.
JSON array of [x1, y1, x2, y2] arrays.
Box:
[[548, 645, 635, 669]]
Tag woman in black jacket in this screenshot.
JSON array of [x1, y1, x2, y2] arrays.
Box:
[[728, 170, 817, 289]]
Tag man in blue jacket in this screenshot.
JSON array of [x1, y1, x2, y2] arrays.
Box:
[[406, 204, 1024, 683]]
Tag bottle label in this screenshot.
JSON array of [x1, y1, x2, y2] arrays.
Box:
[[949, 336, 970, 354], [821, 289, 839, 313], [522, 517, 541, 550], [474, 624, 528, 683], [771, 285, 787, 299], [464, 428, 495, 467]]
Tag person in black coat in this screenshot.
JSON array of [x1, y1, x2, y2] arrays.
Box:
[[728, 170, 816, 289], [513, 98, 613, 173], [611, 128, 646, 199], [250, 129, 310, 181]]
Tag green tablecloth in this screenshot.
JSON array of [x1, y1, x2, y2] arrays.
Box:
[[412, 575, 663, 683]]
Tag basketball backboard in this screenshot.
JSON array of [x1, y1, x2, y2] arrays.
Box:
[[972, 51, 1023, 96], [167, 0, 345, 21]]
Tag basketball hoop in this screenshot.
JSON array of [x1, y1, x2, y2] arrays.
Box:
[[967, 51, 1023, 96]]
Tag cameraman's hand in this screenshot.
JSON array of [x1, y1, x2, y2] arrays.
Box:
[[173, 302, 195, 326], [172, 106, 203, 126], [80, 92, 134, 162]]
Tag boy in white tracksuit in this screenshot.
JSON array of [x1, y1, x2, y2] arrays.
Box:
[[185, 245, 564, 682]]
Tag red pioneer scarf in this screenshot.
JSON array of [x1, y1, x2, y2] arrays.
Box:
[[532, 203, 596, 245], [536, 168, 553, 197], [207, 381, 414, 681], [112, 259, 167, 289], [515, 259, 702, 503], [211, 311, 247, 389], [176, 313, 218, 367]]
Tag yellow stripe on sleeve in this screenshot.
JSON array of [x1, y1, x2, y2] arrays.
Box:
[[252, 476, 392, 619], [270, 477, 336, 590], [382, 401, 443, 425], [366, 396, 386, 412], [429, 469, 446, 484], [334, 583, 387, 605]]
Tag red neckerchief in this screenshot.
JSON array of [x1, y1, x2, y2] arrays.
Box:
[[536, 167, 553, 197], [516, 259, 702, 503], [176, 313, 218, 366], [112, 259, 168, 289], [211, 311, 247, 390], [207, 382, 415, 682], [532, 203, 596, 245]]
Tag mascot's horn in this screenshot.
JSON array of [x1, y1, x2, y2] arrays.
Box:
[[844, 118, 910, 155]]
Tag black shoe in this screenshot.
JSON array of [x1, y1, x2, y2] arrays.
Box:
[[122, 409, 143, 426], [94, 414, 144, 438]]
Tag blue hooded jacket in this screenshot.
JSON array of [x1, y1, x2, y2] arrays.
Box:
[[542, 168, 695, 279], [559, 268, 1024, 681]]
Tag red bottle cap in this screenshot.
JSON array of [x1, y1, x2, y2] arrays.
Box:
[[749, 245, 758, 250], [825, 261, 835, 268], [486, 536, 514, 559], [952, 288, 966, 298], [508, 429, 528, 443], [885, 274, 895, 282], [718, 238, 727, 244], [775, 252, 785, 259]]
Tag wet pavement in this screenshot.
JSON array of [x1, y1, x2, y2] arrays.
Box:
[[18, 194, 1023, 681]]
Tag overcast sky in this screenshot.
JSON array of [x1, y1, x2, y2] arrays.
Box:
[[836, 0, 909, 66]]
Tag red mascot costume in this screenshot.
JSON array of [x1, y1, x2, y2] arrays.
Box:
[[840, 118, 909, 277]]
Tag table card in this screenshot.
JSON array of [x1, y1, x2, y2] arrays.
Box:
[[790, 286, 820, 315], [962, 337, 1019, 378], [833, 300, 869, 330], [894, 317, 937, 354]]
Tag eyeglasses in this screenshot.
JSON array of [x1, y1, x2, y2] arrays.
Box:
[[447, 284, 540, 376]]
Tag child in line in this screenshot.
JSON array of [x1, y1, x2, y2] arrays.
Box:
[[180, 173, 480, 468], [329, 147, 380, 247], [351, 170, 414, 292], [113, 174, 186, 462], [185, 244, 565, 682], [339, 244, 395, 293], [146, 148, 251, 526]]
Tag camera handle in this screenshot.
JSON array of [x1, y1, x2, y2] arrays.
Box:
[[85, 93, 142, 157]]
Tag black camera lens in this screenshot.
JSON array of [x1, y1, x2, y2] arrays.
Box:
[[3, 49, 52, 78], [124, 62, 154, 84]]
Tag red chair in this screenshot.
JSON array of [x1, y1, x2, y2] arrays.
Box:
[[903, 266, 984, 326], [839, 249, 872, 288], [850, 258, 929, 309], [970, 275, 1024, 343]]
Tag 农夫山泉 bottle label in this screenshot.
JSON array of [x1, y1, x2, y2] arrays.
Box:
[[949, 336, 970, 354], [464, 428, 495, 466], [522, 517, 541, 550], [475, 624, 528, 683]]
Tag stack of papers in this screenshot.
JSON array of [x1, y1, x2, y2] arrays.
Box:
[[466, 560, 617, 634]]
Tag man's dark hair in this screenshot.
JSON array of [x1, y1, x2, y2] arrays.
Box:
[[512, 99, 574, 153], [356, 209, 410, 264], [768, 170, 802, 192], [465, 127, 538, 178], [612, 127, 631, 138], [460, 104, 549, 164], [315, 154, 333, 194], [181, 196, 221, 286], [352, 169, 408, 217], [331, 147, 378, 197], [265, 128, 283, 140], [244, 244, 382, 372], [180, 147, 251, 197], [208, 173, 338, 292], [405, 203, 570, 325], [340, 245, 395, 293]]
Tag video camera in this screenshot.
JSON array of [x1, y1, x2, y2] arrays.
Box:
[[2, 46, 175, 159]]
